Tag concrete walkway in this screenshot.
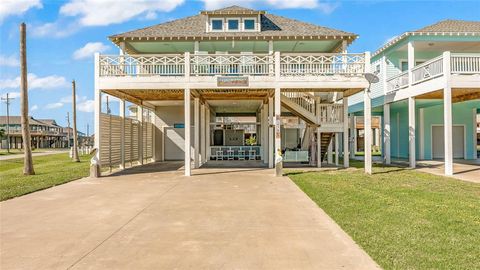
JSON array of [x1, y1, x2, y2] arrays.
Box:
[[415, 159, 480, 184], [0, 163, 379, 270], [0, 150, 69, 161]]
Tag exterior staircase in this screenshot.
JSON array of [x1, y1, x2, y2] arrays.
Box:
[[280, 92, 317, 124], [318, 132, 334, 162]]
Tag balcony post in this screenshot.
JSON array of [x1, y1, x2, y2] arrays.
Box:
[[335, 133, 339, 166], [275, 51, 281, 80], [317, 130, 322, 168], [274, 87, 282, 176], [350, 114, 355, 159], [268, 40, 274, 75], [194, 98, 200, 169], [200, 102, 206, 165], [408, 41, 415, 86], [268, 97, 274, 168], [206, 107, 210, 161], [364, 90, 372, 174], [383, 103, 391, 164], [184, 52, 190, 79], [327, 138, 333, 164], [343, 96, 349, 168], [184, 88, 191, 176], [408, 97, 416, 168], [93, 52, 102, 177], [443, 51, 453, 176]]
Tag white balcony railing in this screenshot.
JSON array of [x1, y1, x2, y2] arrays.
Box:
[[386, 71, 409, 92], [451, 54, 480, 74], [280, 53, 365, 76], [412, 55, 444, 84], [98, 52, 367, 77], [386, 53, 480, 93], [317, 104, 344, 124]]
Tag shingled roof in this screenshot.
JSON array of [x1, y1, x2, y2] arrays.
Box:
[[109, 5, 356, 43], [0, 116, 60, 127], [415, 19, 480, 33], [373, 19, 480, 57]]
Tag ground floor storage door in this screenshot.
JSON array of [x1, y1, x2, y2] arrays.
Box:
[[432, 126, 465, 159], [165, 128, 185, 161]]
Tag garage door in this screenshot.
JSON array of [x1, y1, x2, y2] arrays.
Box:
[[432, 126, 464, 159]]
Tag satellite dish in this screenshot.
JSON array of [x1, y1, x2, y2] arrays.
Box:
[[364, 73, 379, 84]]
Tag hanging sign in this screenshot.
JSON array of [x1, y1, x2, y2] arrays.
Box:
[[217, 76, 249, 87]]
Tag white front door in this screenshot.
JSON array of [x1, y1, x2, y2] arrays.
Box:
[[432, 125, 465, 159]]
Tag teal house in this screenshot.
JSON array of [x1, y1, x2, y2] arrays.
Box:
[[348, 20, 480, 175]]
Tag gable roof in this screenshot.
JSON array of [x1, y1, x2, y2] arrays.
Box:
[[373, 19, 480, 57], [0, 116, 62, 127], [109, 5, 356, 46]]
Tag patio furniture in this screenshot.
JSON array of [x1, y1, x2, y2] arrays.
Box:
[[248, 149, 256, 160], [216, 150, 223, 160], [238, 150, 245, 160], [227, 149, 234, 160]]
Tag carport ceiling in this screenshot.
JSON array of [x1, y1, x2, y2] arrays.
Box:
[[208, 100, 262, 113]]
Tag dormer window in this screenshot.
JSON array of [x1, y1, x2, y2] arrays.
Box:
[[211, 19, 223, 31], [227, 19, 239, 31], [244, 19, 255, 30]]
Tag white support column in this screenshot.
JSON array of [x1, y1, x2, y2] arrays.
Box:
[[407, 41, 415, 86], [206, 107, 210, 161], [200, 103, 206, 165], [364, 90, 372, 174], [327, 138, 333, 164], [194, 98, 200, 169], [335, 133, 339, 166], [350, 115, 356, 158], [184, 88, 191, 176], [93, 53, 102, 175], [383, 103, 391, 164], [274, 87, 282, 176], [194, 41, 199, 53], [137, 105, 144, 165], [408, 96, 416, 168], [343, 96, 349, 168], [419, 108, 425, 160], [317, 129, 322, 168], [443, 51, 453, 176], [261, 104, 267, 163], [268, 97, 274, 168], [119, 99, 125, 169]]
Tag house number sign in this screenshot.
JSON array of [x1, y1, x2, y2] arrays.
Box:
[[217, 76, 249, 87]]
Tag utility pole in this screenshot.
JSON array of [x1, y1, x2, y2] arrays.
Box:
[[72, 80, 80, 162], [1, 93, 14, 153], [66, 112, 70, 148], [20, 22, 35, 175]]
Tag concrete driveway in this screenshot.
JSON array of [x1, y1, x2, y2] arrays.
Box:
[[0, 162, 379, 270]]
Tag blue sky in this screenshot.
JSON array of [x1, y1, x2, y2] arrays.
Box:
[[1, 0, 479, 133]]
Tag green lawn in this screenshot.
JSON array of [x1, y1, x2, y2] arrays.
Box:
[[288, 161, 480, 270], [0, 153, 90, 201]]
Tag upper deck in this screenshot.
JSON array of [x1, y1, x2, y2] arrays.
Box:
[[96, 52, 370, 92]]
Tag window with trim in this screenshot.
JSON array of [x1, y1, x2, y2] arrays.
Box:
[[244, 19, 255, 30], [211, 19, 223, 31], [227, 19, 239, 31]]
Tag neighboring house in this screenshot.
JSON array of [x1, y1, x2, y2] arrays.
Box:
[[94, 5, 372, 176], [0, 116, 67, 149], [348, 20, 480, 175]]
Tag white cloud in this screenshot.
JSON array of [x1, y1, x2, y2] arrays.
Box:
[[0, 54, 19, 67], [30, 20, 80, 38], [73, 42, 109, 60], [45, 102, 64, 109], [59, 0, 184, 26], [0, 73, 68, 90], [30, 105, 38, 111], [0, 0, 42, 23], [201, 0, 337, 12], [78, 99, 94, 112], [59, 95, 88, 103]]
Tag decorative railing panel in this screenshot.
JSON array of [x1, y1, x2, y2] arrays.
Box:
[[190, 54, 272, 76], [282, 92, 316, 115], [99, 55, 185, 76], [98, 53, 367, 77], [318, 104, 344, 124], [279, 54, 365, 76], [451, 54, 480, 74], [412, 55, 443, 84], [386, 71, 409, 92]]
